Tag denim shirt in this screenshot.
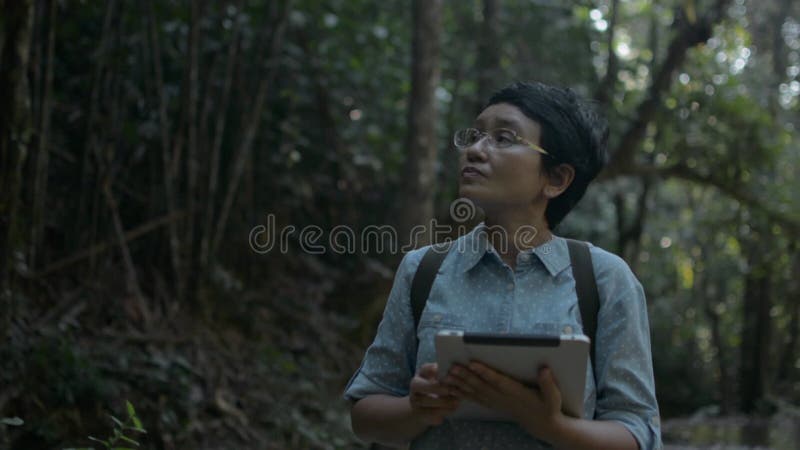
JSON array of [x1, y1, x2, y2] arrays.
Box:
[[344, 224, 662, 449]]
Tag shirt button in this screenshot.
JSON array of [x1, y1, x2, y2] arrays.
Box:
[[433, 314, 442, 322], [506, 283, 514, 291], [520, 253, 530, 261], [563, 325, 573, 334]]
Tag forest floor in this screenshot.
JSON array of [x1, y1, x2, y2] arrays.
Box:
[[1, 258, 366, 449]]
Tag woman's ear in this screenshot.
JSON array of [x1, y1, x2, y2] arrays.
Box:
[[544, 163, 575, 199]]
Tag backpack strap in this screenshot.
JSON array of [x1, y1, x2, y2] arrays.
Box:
[[565, 239, 600, 371], [410, 242, 453, 331]]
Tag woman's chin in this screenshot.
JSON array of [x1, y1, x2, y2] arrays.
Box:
[[457, 187, 493, 211]]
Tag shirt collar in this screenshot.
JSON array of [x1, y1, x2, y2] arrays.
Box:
[[456, 222, 571, 277]]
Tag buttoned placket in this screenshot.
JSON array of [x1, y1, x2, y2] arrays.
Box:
[[504, 251, 536, 333], [487, 248, 516, 333]]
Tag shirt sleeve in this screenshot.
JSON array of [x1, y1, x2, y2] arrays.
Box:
[[590, 247, 662, 450], [343, 248, 426, 402]]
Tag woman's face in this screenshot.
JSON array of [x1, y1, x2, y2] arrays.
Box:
[[458, 103, 548, 214]]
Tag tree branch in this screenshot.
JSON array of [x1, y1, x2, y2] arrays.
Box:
[[35, 210, 186, 277], [594, 0, 619, 107], [621, 162, 800, 236], [103, 181, 150, 325], [602, 0, 732, 177]]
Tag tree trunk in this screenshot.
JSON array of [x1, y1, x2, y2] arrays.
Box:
[[147, 0, 183, 302], [399, 0, 442, 247], [75, 0, 115, 266], [184, 0, 201, 300], [614, 177, 650, 268], [702, 274, 735, 414], [0, 0, 34, 332], [200, 3, 241, 271], [739, 242, 772, 412], [29, 0, 55, 271], [778, 248, 800, 382], [476, 0, 501, 112], [768, 0, 792, 115]]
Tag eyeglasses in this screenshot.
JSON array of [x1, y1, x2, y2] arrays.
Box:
[[453, 127, 549, 156]]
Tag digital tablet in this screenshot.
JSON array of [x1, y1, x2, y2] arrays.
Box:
[[435, 330, 589, 421]]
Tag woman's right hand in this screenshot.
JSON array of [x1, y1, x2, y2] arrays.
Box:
[[408, 363, 461, 426]]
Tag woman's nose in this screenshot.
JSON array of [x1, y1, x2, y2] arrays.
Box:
[[464, 137, 490, 162]]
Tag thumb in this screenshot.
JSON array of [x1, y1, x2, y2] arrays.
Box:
[[538, 367, 561, 411], [418, 362, 439, 380]]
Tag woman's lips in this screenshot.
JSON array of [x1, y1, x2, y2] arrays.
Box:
[[461, 166, 486, 179]]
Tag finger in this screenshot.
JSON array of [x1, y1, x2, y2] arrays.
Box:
[[445, 367, 490, 404], [418, 363, 438, 380], [441, 371, 478, 401], [443, 373, 474, 395], [439, 379, 482, 405], [411, 376, 454, 397], [450, 365, 491, 394], [538, 367, 561, 408], [468, 361, 518, 393], [444, 365, 480, 393]]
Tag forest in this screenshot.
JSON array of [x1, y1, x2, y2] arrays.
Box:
[[1, 0, 799, 448]]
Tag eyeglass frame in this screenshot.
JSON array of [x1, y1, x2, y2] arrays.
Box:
[[453, 127, 550, 156]]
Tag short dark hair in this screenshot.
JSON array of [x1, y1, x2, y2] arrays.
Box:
[[486, 81, 609, 229]]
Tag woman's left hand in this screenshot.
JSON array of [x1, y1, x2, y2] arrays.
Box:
[[444, 362, 566, 441]]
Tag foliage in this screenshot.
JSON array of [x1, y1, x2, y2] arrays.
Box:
[[63, 401, 147, 450]]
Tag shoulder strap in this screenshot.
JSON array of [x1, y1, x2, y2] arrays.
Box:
[[410, 242, 453, 330], [565, 239, 600, 371]]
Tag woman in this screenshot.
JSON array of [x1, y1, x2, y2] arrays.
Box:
[[344, 81, 661, 449]]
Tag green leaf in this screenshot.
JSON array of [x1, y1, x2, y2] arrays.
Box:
[[1, 417, 24, 426], [117, 435, 139, 447], [109, 415, 124, 428], [131, 415, 143, 430], [126, 401, 136, 419], [88, 436, 109, 446]]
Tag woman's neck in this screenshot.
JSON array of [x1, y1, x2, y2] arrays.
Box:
[[483, 208, 552, 267]]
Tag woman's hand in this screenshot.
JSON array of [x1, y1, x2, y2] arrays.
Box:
[[408, 363, 461, 426], [444, 362, 566, 442]]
